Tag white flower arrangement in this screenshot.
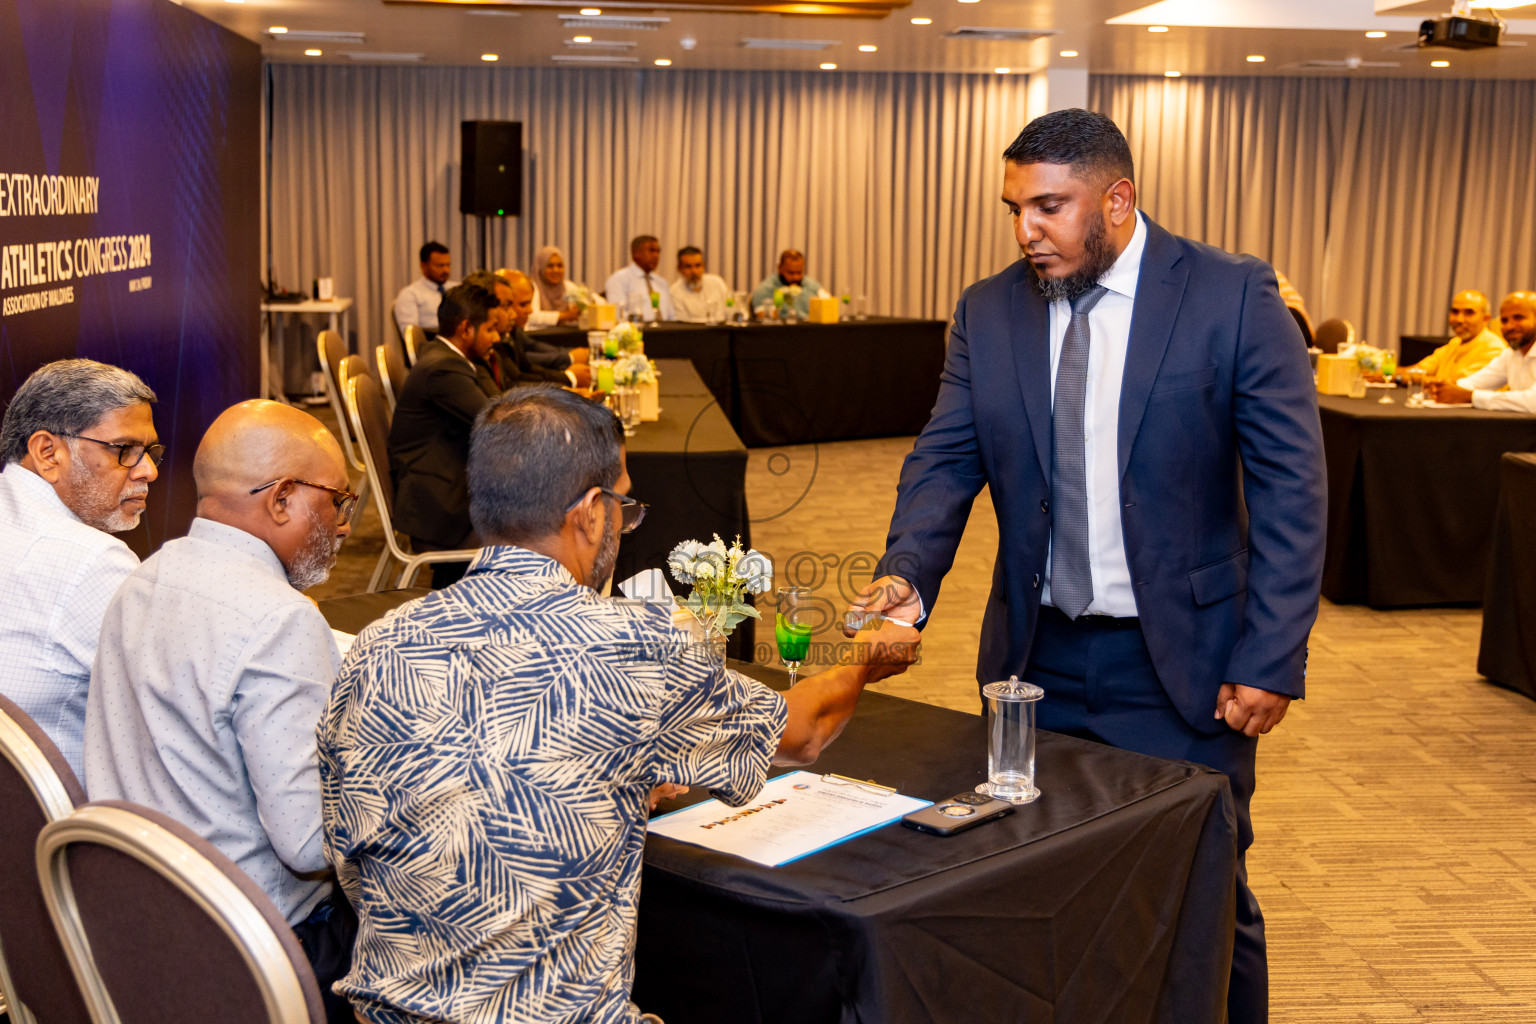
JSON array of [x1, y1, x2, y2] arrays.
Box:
[[613, 353, 657, 386], [569, 283, 599, 311], [607, 321, 644, 353], [772, 284, 803, 307], [1349, 344, 1397, 377], [667, 534, 772, 639]]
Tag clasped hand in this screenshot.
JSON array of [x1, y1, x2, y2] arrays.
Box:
[[1215, 683, 1290, 737]]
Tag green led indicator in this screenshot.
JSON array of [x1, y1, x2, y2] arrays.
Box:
[[497, 208, 504, 215]]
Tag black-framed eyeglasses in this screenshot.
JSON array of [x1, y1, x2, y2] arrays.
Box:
[[61, 434, 166, 468], [565, 485, 647, 534], [249, 477, 361, 527]]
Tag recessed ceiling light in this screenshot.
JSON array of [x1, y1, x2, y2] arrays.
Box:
[[1164, 70, 1181, 77], [269, 26, 288, 33], [910, 16, 931, 23], [858, 44, 877, 51], [573, 35, 592, 42], [1365, 30, 1387, 38], [993, 66, 1011, 74], [1431, 59, 1450, 67], [957, 0, 980, 4], [305, 48, 323, 56], [580, 7, 601, 14], [1058, 49, 1078, 57], [654, 58, 672, 65], [1246, 55, 1265, 62], [820, 62, 837, 69], [481, 53, 498, 61], [223, 0, 244, 5], [1148, 25, 1169, 33]]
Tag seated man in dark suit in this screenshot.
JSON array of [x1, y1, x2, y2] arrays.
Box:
[[386, 281, 501, 588], [468, 270, 593, 391]]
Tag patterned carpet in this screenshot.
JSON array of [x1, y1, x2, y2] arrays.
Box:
[[311, 405, 1536, 1022]]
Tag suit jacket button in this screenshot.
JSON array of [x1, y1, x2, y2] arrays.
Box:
[[1041, 499, 1050, 513], [1032, 574, 1041, 588]]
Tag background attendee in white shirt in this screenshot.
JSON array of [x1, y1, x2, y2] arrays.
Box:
[[1432, 292, 1536, 412], [527, 245, 582, 329], [670, 246, 733, 323], [0, 359, 159, 780], [85, 398, 357, 1021], [392, 241, 456, 336], [603, 235, 676, 322]]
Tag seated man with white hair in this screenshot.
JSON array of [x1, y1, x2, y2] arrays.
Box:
[[0, 358, 160, 781], [85, 399, 359, 1024]]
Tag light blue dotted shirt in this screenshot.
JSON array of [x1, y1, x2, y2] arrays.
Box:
[[84, 517, 341, 924], [0, 464, 138, 782]]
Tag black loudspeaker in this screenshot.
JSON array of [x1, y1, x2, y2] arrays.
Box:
[[460, 120, 522, 217]]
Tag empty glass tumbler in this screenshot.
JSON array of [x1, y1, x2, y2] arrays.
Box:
[[977, 675, 1044, 804]]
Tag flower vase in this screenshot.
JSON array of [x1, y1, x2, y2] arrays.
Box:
[[637, 378, 660, 421], [688, 613, 729, 662]]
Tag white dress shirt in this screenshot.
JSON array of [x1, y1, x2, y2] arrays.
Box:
[[84, 517, 340, 923], [603, 262, 676, 322], [1458, 343, 1536, 414], [393, 276, 456, 335], [0, 465, 138, 781], [670, 273, 733, 323], [1040, 211, 1148, 617]]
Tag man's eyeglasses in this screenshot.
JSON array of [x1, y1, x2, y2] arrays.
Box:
[[61, 434, 166, 468], [249, 478, 361, 526], [565, 485, 647, 534]]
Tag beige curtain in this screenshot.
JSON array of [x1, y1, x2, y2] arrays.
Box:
[[268, 65, 1032, 353], [1091, 74, 1536, 350]]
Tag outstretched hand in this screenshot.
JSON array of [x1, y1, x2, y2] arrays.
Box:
[[842, 575, 922, 636], [1214, 684, 1290, 737]]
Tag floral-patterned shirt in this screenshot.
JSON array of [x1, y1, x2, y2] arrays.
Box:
[[319, 545, 786, 1024]]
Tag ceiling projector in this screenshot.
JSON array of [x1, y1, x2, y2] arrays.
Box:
[[1418, 15, 1503, 49]]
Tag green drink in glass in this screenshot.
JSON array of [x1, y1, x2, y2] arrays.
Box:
[[775, 586, 813, 686]]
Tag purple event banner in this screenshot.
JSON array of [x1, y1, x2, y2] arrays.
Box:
[[0, 0, 261, 553]]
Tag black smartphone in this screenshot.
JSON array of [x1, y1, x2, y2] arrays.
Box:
[[901, 790, 1015, 836]]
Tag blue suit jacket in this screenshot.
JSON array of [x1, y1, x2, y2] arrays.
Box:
[[877, 216, 1326, 733]]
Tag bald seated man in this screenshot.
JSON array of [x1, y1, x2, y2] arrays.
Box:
[[85, 400, 360, 1024], [1396, 290, 1506, 384], [1430, 292, 1536, 412]]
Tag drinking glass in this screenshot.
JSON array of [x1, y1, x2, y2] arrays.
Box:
[[1406, 367, 1426, 407], [587, 330, 606, 363], [854, 295, 868, 320], [775, 586, 813, 687], [616, 386, 640, 436], [977, 676, 1044, 804]]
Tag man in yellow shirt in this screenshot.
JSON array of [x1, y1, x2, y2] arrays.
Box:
[[1403, 290, 1505, 382]]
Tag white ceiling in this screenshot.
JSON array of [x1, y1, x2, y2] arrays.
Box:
[[182, 0, 1536, 77]]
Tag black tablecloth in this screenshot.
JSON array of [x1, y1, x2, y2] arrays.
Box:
[[1478, 452, 1536, 701], [635, 661, 1237, 1024], [623, 359, 752, 656], [1319, 394, 1536, 606], [541, 318, 946, 446]]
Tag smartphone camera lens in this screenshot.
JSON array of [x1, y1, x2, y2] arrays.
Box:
[[938, 803, 976, 817]]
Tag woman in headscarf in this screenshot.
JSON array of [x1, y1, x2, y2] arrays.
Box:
[[528, 246, 582, 328]]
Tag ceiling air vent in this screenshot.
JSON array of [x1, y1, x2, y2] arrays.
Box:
[[740, 37, 839, 50], [1283, 57, 1401, 70], [265, 29, 365, 43], [551, 53, 641, 63], [944, 26, 1060, 42], [342, 51, 425, 61], [558, 14, 670, 30]]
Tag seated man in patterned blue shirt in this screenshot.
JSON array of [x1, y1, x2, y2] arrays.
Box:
[[319, 385, 920, 1024]]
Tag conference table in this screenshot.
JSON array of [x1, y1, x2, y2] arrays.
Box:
[[1318, 393, 1536, 607], [316, 593, 1239, 1024], [541, 316, 947, 447], [1477, 452, 1536, 702]]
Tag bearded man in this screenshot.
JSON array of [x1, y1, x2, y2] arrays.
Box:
[[84, 398, 360, 1024], [846, 108, 1326, 1024], [0, 358, 160, 779]]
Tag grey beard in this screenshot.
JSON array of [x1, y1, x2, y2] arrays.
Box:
[[588, 507, 620, 592], [1030, 212, 1118, 304], [286, 505, 341, 591], [65, 445, 146, 533]]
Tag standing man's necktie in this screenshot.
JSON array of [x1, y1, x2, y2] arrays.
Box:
[[1050, 285, 1108, 620], [437, 283, 445, 296]]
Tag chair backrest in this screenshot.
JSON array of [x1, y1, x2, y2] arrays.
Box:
[[0, 695, 94, 1024], [348, 374, 397, 525], [376, 342, 407, 415], [1314, 318, 1356, 353], [37, 801, 327, 1024], [1288, 305, 1313, 348], [402, 325, 428, 366], [338, 355, 369, 403], [316, 330, 365, 472]]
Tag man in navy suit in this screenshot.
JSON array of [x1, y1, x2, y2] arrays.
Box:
[[847, 109, 1325, 1022]]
